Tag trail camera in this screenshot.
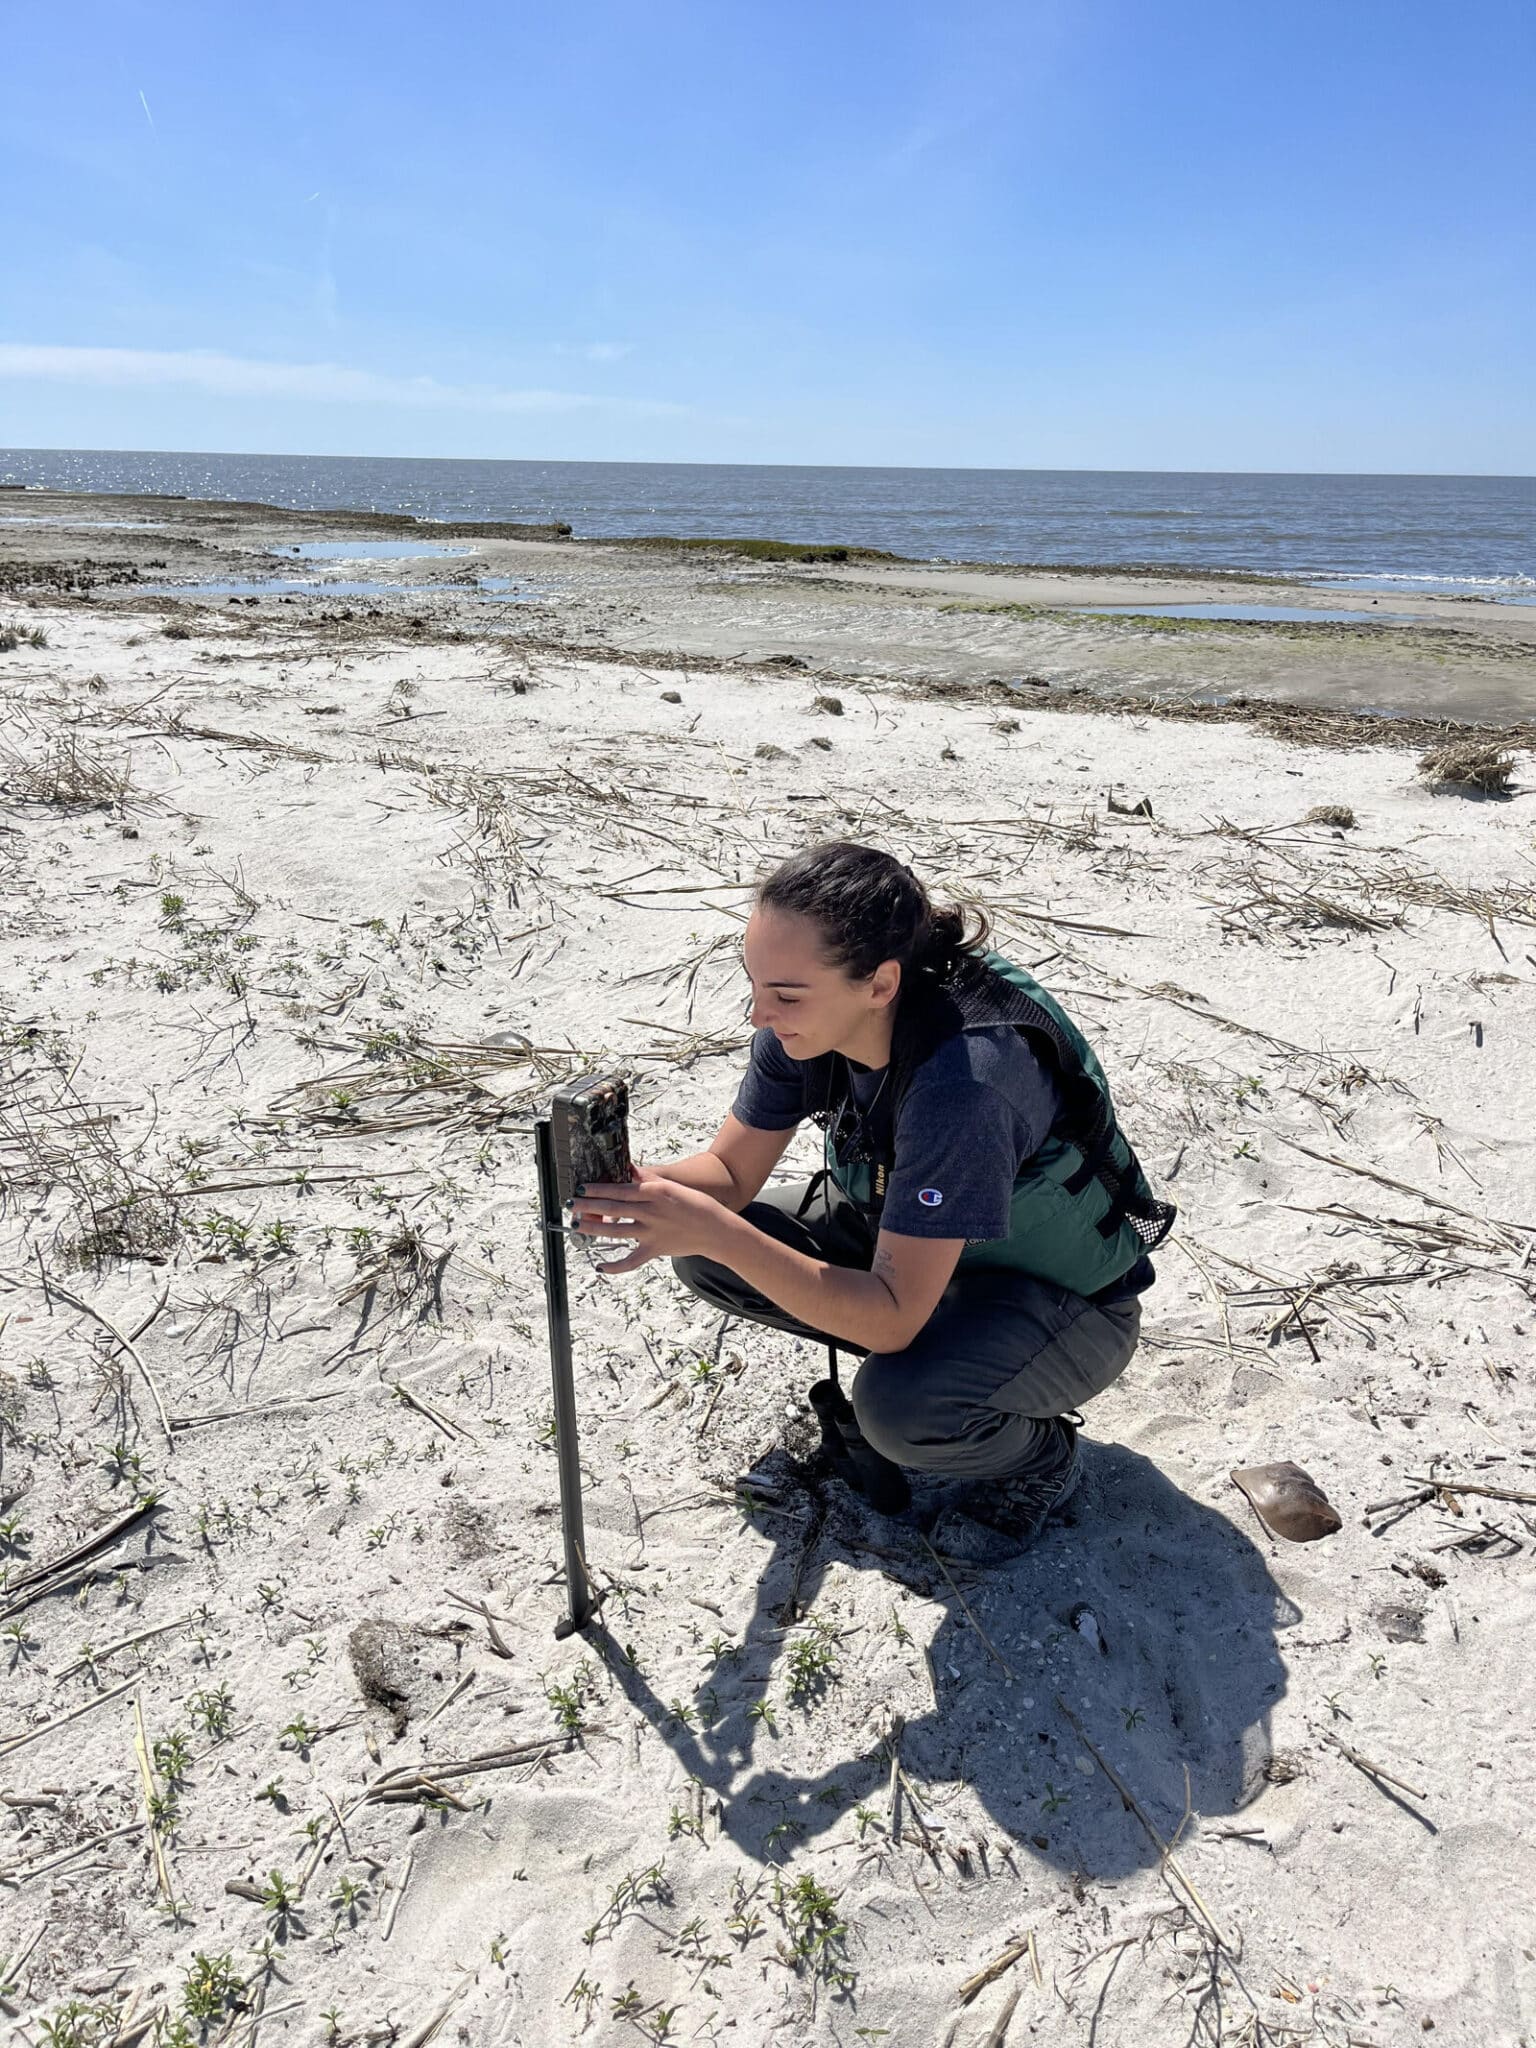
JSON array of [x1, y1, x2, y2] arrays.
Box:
[[549, 1074, 635, 1207]]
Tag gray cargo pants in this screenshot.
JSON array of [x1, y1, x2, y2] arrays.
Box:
[[671, 1174, 1149, 1483]]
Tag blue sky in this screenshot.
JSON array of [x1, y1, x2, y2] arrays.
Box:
[[2, 0, 1532, 472]]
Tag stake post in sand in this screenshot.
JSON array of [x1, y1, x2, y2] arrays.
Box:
[[534, 1117, 604, 1639]]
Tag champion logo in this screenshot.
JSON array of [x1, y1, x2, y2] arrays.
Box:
[[917, 1187, 944, 1207]]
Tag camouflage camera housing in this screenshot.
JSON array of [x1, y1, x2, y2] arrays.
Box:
[[550, 1074, 635, 1207]]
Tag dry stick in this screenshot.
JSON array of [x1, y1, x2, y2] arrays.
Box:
[[0, 1672, 140, 1757], [126, 1279, 172, 1345], [0, 1823, 145, 1887], [697, 1370, 730, 1436], [1054, 1697, 1233, 1953], [1405, 1473, 1536, 1508], [1168, 1233, 1242, 1365], [1225, 1263, 1441, 1306], [364, 1736, 578, 1798], [2, 1548, 172, 1624], [1363, 1488, 1435, 1519], [988, 889, 1148, 940], [396, 1973, 474, 2048], [419, 1672, 476, 1730], [294, 1818, 340, 1901], [894, 1761, 938, 1849], [130, 1693, 175, 1908], [1064, 1930, 1157, 1983], [1276, 1289, 1322, 1364], [51, 1609, 194, 1682], [1273, 1134, 1534, 1241], [44, 1278, 172, 1443], [381, 1846, 415, 1940], [227, 1996, 305, 2048], [320, 1787, 355, 1870], [372, 1772, 470, 1811], [958, 1934, 1033, 2005], [291, 1776, 372, 1902], [919, 1536, 1017, 1679], [879, 1728, 940, 1864], [0, 1921, 45, 1993], [922, 1642, 941, 1712], [375, 707, 448, 728], [443, 1588, 517, 1655], [99, 1988, 141, 2048], [104, 2005, 163, 2048], [169, 1383, 358, 1432], [983, 1984, 1024, 2048], [1321, 1731, 1429, 1803], [168, 1166, 423, 1199], [390, 1378, 477, 1444]]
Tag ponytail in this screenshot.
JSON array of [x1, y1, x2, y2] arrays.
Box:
[[912, 899, 983, 980]]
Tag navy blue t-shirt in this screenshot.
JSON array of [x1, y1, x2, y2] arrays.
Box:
[[731, 1024, 1062, 1241]]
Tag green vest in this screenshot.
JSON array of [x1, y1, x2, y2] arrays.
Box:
[[819, 949, 1173, 1297]]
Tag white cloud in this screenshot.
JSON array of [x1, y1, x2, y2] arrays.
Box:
[[582, 341, 634, 362], [0, 344, 682, 416]]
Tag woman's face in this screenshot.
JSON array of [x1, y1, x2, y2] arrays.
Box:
[[742, 906, 901, 1061]]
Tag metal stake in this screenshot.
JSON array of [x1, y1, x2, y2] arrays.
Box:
[[535, 1118, 603, 1638]]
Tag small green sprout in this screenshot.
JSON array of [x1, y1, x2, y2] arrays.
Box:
[[180, 1952, 244, 2024], [153, 1731, 194, 1784], [187, 1683, 235, 1740]]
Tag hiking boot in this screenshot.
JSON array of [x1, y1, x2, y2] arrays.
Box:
[[925, 1419, 1082, 1566]]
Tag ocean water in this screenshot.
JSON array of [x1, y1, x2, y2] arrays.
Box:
[[2, 448, 1532, 598]]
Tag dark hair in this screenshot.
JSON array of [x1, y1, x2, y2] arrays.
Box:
[[756, 841, 990, 988]]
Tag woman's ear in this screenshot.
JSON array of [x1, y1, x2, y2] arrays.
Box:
[[870, 959, 902, 1010]]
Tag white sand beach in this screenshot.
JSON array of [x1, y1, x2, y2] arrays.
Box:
[[3, 522, 1535, 2047]]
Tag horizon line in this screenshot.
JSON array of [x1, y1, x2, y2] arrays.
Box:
[[2, 443, 1533, 483]]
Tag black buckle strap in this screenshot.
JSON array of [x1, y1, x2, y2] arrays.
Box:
[[1062, 1132, 1118, 1199]]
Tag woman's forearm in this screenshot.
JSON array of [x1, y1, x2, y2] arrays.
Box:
[[647, 1151, 744, 1207]]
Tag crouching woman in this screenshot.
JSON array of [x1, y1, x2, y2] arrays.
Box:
[[570, 841, 1174, 1559]]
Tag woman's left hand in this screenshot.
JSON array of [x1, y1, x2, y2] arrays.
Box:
[[569, 1162, 727, 1276]]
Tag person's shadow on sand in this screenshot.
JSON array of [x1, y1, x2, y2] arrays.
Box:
[[588, 1441, 1296, 1884]]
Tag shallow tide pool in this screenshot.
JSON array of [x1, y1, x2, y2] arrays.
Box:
[[273, 540, 474, 561]]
